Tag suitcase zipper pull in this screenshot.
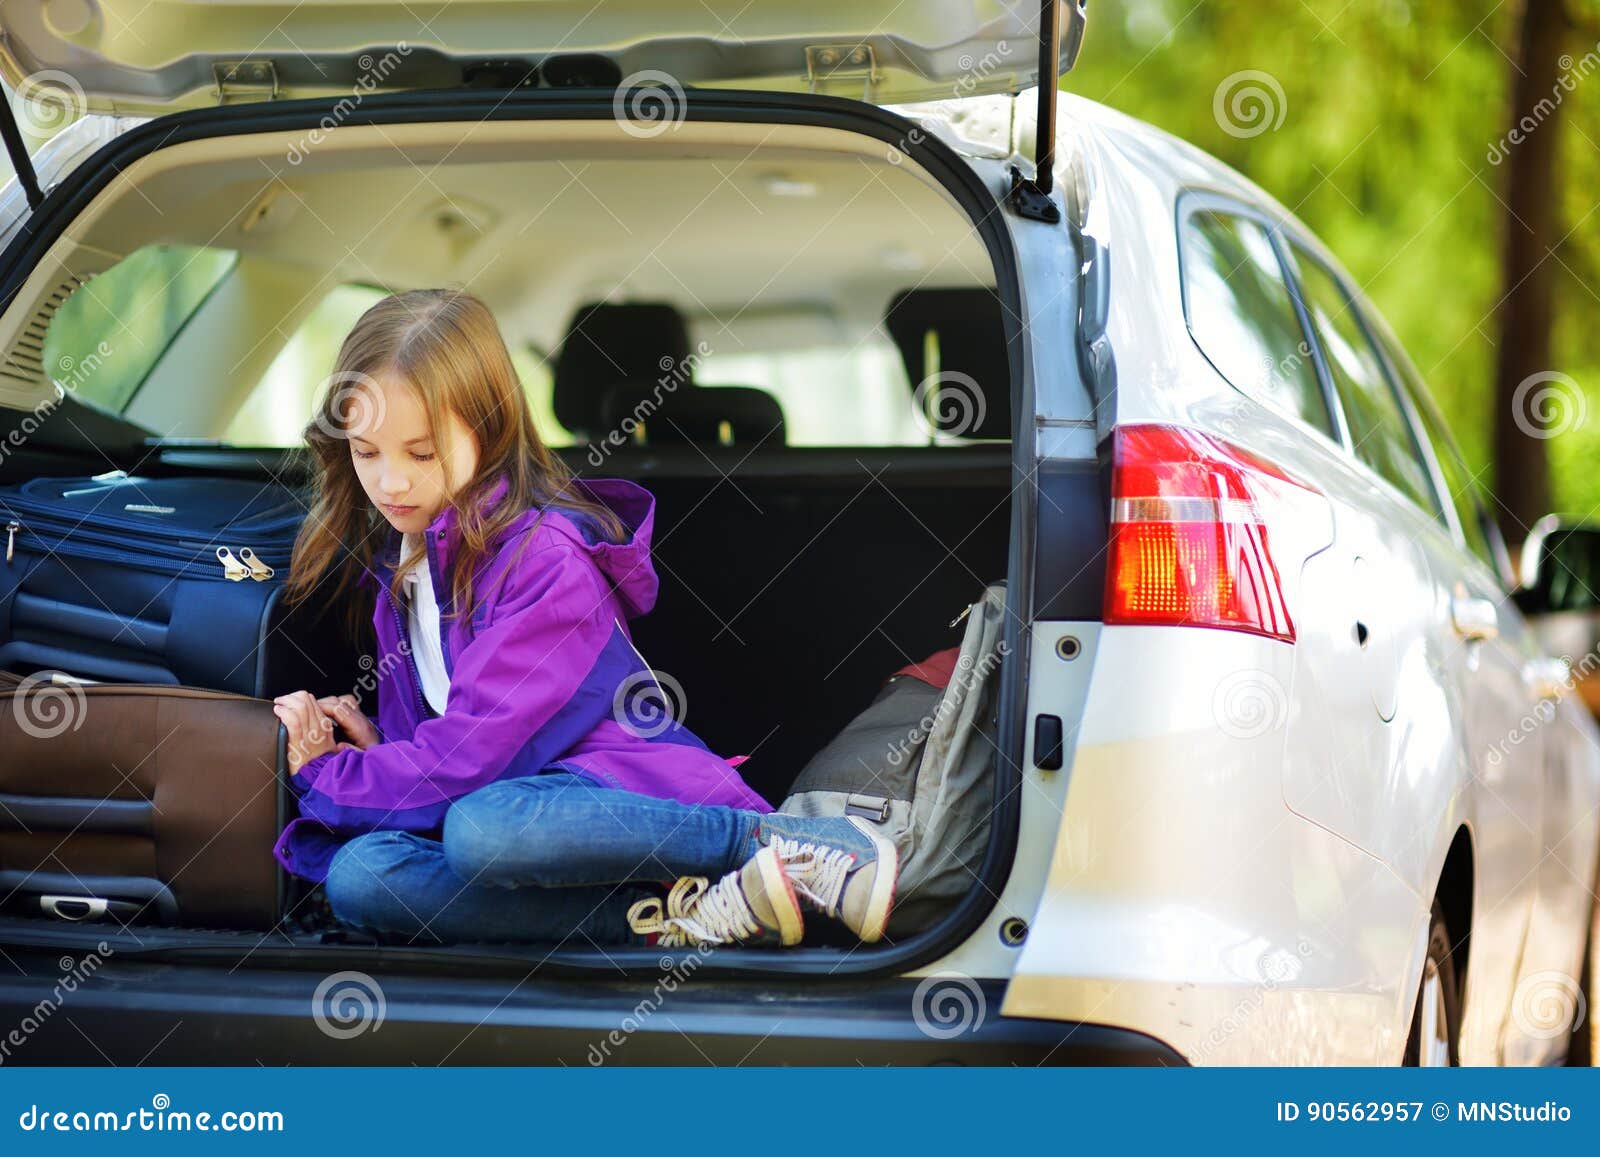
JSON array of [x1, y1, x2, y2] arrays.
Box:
[[238, 546, 275, 581], [216, 546, 250, 581], [5, 520, 17, 563], [950, 600, 976, 629]]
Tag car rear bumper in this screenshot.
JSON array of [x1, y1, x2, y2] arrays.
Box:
[[0, 952, 1183, 1066]]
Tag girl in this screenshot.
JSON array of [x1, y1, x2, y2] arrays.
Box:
[[271, 289, 897, 949]]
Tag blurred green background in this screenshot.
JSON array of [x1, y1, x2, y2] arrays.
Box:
[[1065, 0, 1599, 519]]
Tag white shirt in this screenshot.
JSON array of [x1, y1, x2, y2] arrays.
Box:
[[400, 531, 450, 715]]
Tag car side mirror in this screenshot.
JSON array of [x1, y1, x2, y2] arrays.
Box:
[[1514, 515, 1600, 616]]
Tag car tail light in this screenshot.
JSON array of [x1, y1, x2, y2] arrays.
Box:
[[1104, 424, 1319, 643]]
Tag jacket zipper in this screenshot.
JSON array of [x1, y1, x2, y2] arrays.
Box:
[[423, 530, 455, 681], [386, 586, 432, 723]]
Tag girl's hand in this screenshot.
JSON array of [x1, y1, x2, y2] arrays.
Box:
[[273, 691, 355, 776], [317, 694, 381, 750]]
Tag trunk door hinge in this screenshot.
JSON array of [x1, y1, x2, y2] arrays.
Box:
[[1006, 0, 1063, 225], [212, 60, 280, 105], [805, 44, 879, 102]]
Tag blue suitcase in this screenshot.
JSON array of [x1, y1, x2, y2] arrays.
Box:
[[0, 470, 360, 697]]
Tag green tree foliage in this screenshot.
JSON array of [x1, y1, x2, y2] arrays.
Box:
[[1066, 0, 1599, 520]]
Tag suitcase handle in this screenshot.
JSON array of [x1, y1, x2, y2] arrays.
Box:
[[39, 894, 110, 921], [0, 871, 182, 923]]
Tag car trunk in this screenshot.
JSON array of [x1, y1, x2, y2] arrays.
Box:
[[0, 445, 1018, 976], [0, 84, 1057, 979]]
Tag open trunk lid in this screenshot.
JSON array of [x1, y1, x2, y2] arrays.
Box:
[[0, 0, 1086, 113]]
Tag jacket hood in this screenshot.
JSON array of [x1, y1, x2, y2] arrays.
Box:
[[539, 477, 660, 620]]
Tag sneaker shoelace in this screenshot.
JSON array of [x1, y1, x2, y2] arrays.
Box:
[[769, 837, 855, 918], [626, 872, 763, 948]]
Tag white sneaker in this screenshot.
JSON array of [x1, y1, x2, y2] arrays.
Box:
[[626, 844, 804, 948], [765, 816, 899, 943]]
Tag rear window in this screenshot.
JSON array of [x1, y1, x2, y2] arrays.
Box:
[[43, 244, 237, 412], [221, 286, 566, 448], [233, 307, 930, 449], [695, 338, 922, 446], [40, 258, 969, 450], [1180, 210, 1332, 438]]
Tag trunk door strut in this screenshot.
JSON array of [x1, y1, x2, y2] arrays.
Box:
[[1007, 0, 1066, 225], [0, 99, 42, 210], [1004, 0, 1068, 225]]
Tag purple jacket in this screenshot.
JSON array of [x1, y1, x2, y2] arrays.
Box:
[[272, 475, 771, 883]]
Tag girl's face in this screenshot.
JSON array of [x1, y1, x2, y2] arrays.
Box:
[[348, 372, 480, 534]]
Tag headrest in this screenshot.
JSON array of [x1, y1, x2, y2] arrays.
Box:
[[884, 288, 1011, 440], [553, 302, 692, 435], [597, 382, 786, 448]]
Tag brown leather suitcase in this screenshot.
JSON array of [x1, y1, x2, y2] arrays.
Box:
[[0, 670, 284, 929]]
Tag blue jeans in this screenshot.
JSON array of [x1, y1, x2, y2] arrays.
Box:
[[322, 772, 765, 945]]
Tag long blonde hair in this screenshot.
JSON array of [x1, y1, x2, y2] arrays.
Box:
[[284, 288, 622, 636]]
